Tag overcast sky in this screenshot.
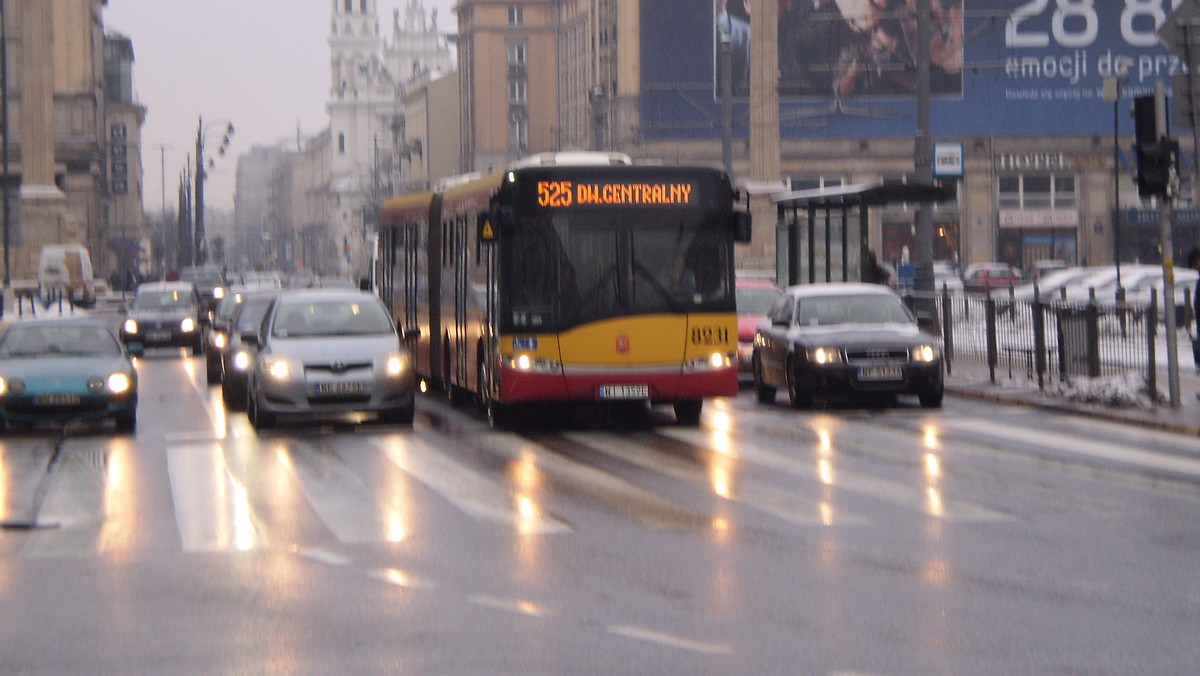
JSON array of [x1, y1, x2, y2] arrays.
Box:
[[103, 0, 456, 215]]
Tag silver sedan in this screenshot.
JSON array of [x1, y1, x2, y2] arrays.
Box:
[[242, 289, 415, 429]]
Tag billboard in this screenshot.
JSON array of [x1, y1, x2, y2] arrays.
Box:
[[644, 0, 1190, 139]]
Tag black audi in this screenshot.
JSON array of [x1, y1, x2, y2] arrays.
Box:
[[751, 282, 944, 409]]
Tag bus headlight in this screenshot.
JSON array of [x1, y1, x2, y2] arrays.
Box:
[[505, 354, 562, 373], [912, 344, 939, 362], [809, 347, 842, 365], [683, 353, 733, 372]]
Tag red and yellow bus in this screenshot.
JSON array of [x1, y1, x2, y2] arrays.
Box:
[[377, 153, 752, 425]]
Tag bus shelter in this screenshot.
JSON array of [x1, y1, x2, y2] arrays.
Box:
[[772, 182, 952, 286]]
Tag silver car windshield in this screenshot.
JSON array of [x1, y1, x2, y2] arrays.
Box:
[[271, 300, 393, 338]]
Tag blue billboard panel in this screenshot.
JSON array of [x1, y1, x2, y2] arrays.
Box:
[[647, 0, 1189, 139]]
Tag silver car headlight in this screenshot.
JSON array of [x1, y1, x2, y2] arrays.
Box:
[[912, 344, 939, 362], [385, 352, 410, 377], [808, 347, 842, 365], [123, 318, 139, 334], [264, 355, 292, 381]]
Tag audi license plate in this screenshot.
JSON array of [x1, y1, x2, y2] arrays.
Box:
[[35, 394, 81, 406], [314, 381, 367, 395], [599, 384, 648, 400], [857, 366, 903, 382]]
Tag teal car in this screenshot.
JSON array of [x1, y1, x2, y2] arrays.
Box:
[[0, 317, 140, 433]]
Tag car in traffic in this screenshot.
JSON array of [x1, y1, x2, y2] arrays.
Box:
[[962, 262, 1024, 294], [219, 289, 279, 411], [179, 265, 229, 318], [0, 317, 139, 432], [735, 276, 784, 378], [751, 282, 944, 408], [206, 284, 280, 383], [119, 281, 206, 355], [242, 289, 415, 429]]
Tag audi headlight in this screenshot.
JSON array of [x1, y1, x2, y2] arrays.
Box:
[[264, 356, 292, 380], [123, 318, 139, 334], [181, 317, 196, 333], [107, 373, 132, 394], [506, 354, 562, 374], [912, 344, 939, 362], [809, 347, 842, 365], [385, 352, 409, 377], [683, 352, 734, 372]]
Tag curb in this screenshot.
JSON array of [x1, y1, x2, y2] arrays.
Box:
[[946, 384, 1200, 437]]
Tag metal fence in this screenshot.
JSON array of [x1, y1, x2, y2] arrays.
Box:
[[906, 288, 1166, 398]]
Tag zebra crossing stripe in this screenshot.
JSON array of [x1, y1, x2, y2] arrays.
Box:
[[167, 443, 267, 552], [283, 441, 402, 544], [370, 434, 573, 534]]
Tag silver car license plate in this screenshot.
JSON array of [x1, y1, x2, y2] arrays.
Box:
[[314, 381, 367, 395], [599, 384, 648, 399]]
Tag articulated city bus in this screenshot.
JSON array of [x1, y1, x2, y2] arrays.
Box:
[[377, 152, 752, 425]]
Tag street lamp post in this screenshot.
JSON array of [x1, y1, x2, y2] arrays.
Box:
[[193, 116, 233, 266]]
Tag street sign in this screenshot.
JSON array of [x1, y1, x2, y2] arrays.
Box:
[[933, 142, 963, 178], [1157, 0, 1200, 59]]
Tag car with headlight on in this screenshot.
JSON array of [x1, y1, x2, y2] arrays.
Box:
[[218, 289, 278, 411], [120, 281, 206, 355], [0, 317, 139, 432], [206, 284, 278, 384], [242, 289, 415, 429], [751, 282, 944, 409]]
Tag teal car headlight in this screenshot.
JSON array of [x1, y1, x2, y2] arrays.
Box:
[[107, 373, 133, 394]]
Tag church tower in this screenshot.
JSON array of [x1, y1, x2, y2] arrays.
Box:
[[328, 0, 390, 276]]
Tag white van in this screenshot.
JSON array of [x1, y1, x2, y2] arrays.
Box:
[[37, 244, 96, 307]]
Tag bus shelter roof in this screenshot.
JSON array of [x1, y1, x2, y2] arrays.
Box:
[[771, 181, 952, 209]]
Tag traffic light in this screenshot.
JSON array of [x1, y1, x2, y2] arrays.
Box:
[[1136, 139, 1178, 198]]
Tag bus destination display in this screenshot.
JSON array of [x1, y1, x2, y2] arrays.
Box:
[[536, 180, 695, 208]]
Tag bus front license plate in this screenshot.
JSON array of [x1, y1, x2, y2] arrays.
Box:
[[599, 384, 648, 400]]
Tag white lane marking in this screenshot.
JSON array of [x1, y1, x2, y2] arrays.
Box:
[[365, 568, 438, 590], [370, 434, 572, 534], [943, 417, 1200, 477], [660, 427, 1010, 523], [607, 625, 732, 654], [282, 442, 398, 544], [566, 432, 868, 526], [467, 595, 556, 617], [478, 431, 708, 530], [296, 547, 351, 567], [167, 443, 267, 552]]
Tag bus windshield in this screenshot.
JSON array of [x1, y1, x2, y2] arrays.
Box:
[[501, 206, 733, 332]]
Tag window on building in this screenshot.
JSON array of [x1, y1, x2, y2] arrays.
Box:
[[509, 80, 526, 104], [788, 176, 843, 192], [509, 115, 528, 151], [508, 41, 526, 66], [338, 132, 346, 154], [508, 6, 524, 26], [345, 0, 353, 13], [361, 0, 369, 12], [998, 174, 1075, 209]]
